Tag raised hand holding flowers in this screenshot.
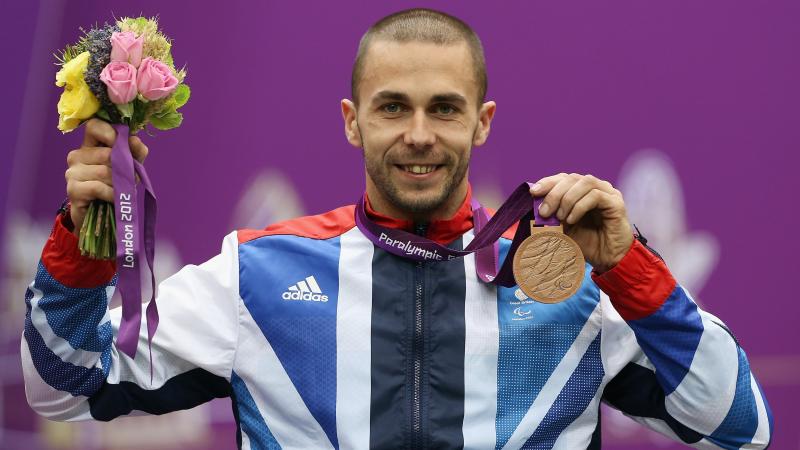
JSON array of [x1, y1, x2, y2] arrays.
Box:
[[55, 16, 190, 259], [54, 16, 190, 360]]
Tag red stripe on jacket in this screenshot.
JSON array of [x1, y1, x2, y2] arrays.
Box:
[[238, 205, 357, 244], [42, 214, 116, 288], [591, 238, 677, 321]]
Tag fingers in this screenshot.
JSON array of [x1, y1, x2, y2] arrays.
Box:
[[67, 179, 114, 204], [67, 146, 112, 167], [67, 137, 148, 186], [82, 118, 117, 147], [67, 121, 148, 232], [81, 119, 147, 161], [66, 164, 113, 186], [558, 176, 608, 222], [532, 173, 622, 224], [66, 162, 114, 208], [533, 173, 580, 218], [129, 135, 149, 163], [68, 141, 147, 166], [530, 173, 568, 197], [565, 189, 617, 224]]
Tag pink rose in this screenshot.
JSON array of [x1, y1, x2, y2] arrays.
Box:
[[110, 31, 144, 68], [137, 58, 179, 101], [99, 61, 138, 104]]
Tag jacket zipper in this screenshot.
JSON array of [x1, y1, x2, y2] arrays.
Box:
[[410, 222, 427, 449]]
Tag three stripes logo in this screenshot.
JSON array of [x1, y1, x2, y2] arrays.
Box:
[[282, 276, 329, 302]]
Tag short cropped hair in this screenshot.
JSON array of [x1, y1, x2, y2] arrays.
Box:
[[351, 8, 488, 106]]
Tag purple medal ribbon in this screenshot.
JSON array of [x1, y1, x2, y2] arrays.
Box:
[[354, 182, 560, 286], [111, 124, 159, 376]]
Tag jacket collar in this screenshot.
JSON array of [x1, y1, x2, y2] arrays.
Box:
[[364, 184, 475, 245]]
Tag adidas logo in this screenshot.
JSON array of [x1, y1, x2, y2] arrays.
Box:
[[282, 276, 329, 302]]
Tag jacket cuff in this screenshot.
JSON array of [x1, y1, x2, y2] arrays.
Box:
[[41, 213, 116, 288], [591, 238, 677, 321]]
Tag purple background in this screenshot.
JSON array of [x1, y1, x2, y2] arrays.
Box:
[[2, 1, 798, 448]]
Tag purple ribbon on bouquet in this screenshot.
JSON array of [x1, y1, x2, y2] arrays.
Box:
[[111, 124, 159, 375], [354, 182, 559, 286]]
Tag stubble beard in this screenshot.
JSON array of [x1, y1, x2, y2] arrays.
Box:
[[363, 145, 471, 219]]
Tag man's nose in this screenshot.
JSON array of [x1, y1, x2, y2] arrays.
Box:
[[403, 110, 436, 149]]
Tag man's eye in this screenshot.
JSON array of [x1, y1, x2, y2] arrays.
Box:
[[382, 103, 403, 114], [434, 104, 456, 115]]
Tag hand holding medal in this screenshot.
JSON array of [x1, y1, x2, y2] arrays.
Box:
[[530, 173, 634, 276]]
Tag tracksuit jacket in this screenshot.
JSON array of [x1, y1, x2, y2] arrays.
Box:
[[21, 186, 773, 449]]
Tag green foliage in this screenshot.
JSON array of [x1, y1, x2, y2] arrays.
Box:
[[54, 27, 91, 65], [150, 110, 183, 130], [172, 84, 190, 108], [141, 83, 190, 131], [131, 17, 149, 29], [95, 109, 111, 121], [116, 102, 134, 119], [55, 42, 85, 65]]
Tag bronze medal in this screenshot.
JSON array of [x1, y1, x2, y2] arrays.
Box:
[[512, 222, 585, 304]]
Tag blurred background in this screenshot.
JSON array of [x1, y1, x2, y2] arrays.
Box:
[[2, 1, 798, 449]]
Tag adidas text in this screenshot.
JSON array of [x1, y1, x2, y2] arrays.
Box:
[[282, 291, 329, 302]]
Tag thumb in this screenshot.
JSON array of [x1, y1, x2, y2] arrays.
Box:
[[128, 136, 149, 163]]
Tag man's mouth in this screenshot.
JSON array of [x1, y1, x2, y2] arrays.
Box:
[[396, 164, 442, 175]]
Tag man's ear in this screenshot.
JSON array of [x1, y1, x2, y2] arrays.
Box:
[[341, 99, 362, 148], [472, 101, 496, 146]]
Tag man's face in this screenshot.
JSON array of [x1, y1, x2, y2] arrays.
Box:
[[343, 40, 495, 219]]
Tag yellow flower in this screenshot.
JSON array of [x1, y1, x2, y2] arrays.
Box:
[[55, 51, 100, 132]]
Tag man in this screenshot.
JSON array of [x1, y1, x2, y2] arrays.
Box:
[[22, 8, 771, 450]]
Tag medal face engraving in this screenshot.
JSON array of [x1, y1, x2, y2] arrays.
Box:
[[512, 227, 585, 304]]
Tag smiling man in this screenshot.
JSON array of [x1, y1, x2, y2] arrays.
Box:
[[22, 8, 771, 450], [342, 27, 494, 224]]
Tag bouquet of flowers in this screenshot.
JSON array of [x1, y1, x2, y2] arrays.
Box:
[[55, 16, 190, 259]]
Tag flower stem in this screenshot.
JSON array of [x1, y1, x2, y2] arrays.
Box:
[[78, 199, 117, 260]]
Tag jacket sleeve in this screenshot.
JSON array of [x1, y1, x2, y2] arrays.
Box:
[[595, 238, 773, 449], [21, 212, 239, 421]]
